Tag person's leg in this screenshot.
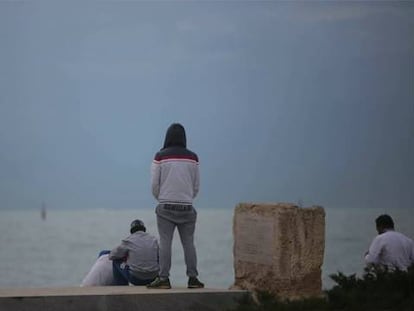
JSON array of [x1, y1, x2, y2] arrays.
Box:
[[157, 215, 176, 279], [128, 274, 156, 286], [177, 220, 198, 277], [112, 260, 129, 285]]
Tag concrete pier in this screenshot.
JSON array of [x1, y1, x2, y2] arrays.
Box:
[[0, 286, 248, 311]]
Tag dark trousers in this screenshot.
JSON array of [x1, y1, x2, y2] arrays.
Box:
[[112, 260, 155, 286]]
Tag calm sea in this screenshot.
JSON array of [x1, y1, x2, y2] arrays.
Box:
[[0, 207, 413, 289]]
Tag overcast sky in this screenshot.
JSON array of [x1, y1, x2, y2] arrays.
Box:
[[0, 1, 413, 210]]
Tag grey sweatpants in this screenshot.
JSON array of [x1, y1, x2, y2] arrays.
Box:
[[156, 205, 198, 279]]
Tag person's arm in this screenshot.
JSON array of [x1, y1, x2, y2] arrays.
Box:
[[151, 158, 161, 200], [193, 162, 200, 199], [109, 241, 128, 261], [365, 236, 383, 265], [155, 239, 160, 264]]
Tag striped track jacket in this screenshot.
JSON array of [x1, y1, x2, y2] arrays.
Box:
[[151, 146, 200, 205]]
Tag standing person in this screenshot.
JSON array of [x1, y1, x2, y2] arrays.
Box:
[[109, 219, 159, 285], [365, 214, 414, 271], [147, 123, 204, 289]]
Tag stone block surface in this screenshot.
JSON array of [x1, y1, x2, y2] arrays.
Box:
[[233, 203, 325, 299], [0, 286, 249, 311]]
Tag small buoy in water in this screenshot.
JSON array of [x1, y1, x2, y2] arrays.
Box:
[[41, 204, 47, 221]]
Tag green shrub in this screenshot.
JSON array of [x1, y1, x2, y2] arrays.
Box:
[[230, 265, 414, 311], [327, 265, 414, 311]]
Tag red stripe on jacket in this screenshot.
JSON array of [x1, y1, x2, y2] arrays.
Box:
[[154, 154, 198, 162]]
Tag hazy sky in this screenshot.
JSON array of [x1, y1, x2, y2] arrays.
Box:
[[1, 1, 413, 210]]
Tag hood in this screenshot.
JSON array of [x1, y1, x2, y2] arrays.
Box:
[[163, 123, 187, 148]]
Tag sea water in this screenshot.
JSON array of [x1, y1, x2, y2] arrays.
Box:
[[0, 207, 413, 289]]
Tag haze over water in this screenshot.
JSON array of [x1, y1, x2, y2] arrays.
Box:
[[0, 206, 413, 289]]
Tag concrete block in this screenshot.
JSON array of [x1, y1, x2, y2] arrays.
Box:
[[233, 203, 325, 299]]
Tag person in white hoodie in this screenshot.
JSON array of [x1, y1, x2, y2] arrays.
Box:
[[147, 123, 204, 289], [365, 214, 414, 271]]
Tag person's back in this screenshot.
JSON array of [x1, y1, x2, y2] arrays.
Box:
[[120, 231, 159, 279], [365, 214, 414, 271], [151, 124, 199, 205], [366, 230, 414, 270], [110, 219, 159, 285]]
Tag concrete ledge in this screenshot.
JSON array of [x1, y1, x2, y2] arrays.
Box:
[[0, 286, 249, 311]]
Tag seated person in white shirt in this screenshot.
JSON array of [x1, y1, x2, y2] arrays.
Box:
[[365, 214, 414, 271]]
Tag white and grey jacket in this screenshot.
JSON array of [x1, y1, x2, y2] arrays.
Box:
[[151, 146, 200, 205]]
